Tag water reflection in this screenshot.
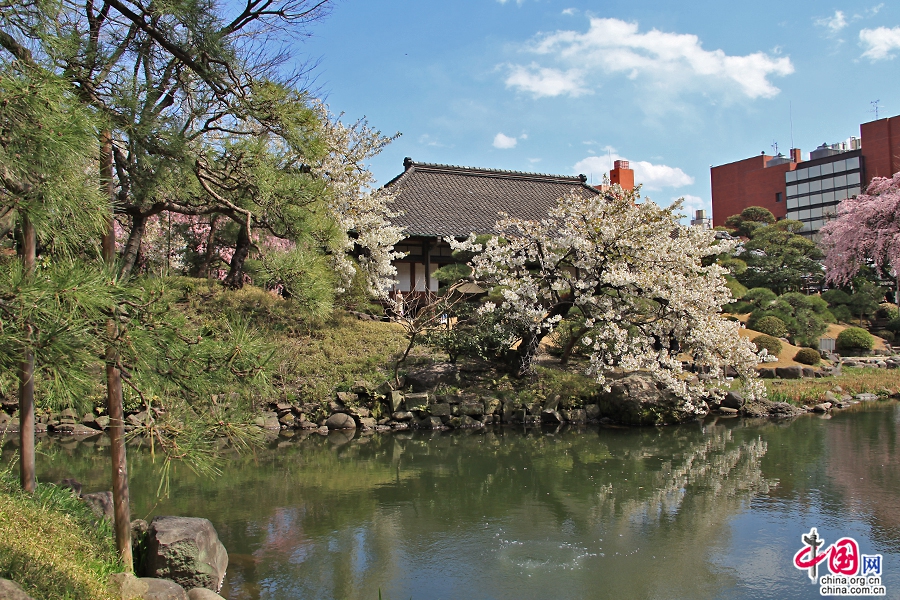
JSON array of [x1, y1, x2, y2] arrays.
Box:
[[3, 403, 899, 600]]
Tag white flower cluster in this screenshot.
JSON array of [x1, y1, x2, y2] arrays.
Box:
[[453, 187, 764, 403], [311, 103, 406, 297]]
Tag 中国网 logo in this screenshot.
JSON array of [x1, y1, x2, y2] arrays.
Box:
[[793, 527, 886, 596]]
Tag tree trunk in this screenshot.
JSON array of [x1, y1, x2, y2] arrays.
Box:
[[18, 213, 35, 493], [559, 326, 589, 366], [223, 222, 250, 289], [199, 214, 220, 278], [102, 131, 133, 572], [118, 211, 146, 280]]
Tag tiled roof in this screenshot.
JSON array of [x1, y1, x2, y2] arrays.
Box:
[[385, 158, 600, 237]]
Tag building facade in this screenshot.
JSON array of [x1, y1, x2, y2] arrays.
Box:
[[385, 158, 601, 299], [711, 114, 900, 235]]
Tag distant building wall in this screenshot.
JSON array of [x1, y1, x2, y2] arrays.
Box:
[[710, 154, 792, 227]]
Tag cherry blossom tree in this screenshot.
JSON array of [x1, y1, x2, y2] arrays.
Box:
[[451, 186, 763, 405], [820, 172, 900, 302]]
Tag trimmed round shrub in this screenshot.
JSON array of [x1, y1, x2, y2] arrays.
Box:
[[876, 302, 899, 321], [752, 334, 782, 357], [873, 329, 895, 343], [793, 348, 821, 365], [753, 315, 789, 338], [835, 327, 875, 354]]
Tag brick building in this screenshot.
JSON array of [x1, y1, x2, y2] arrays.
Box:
[[711, 114, 900, 235]]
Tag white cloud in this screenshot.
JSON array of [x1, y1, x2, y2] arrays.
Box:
[[504, 63, 589, 97], [493, 132, 519, 149], [561, 8, 577, 16], [573, 153, 694, 191], [815, 11, 847, 35], [507, 17, 793, 100], [672, 194, 710, 221], [860, 26, 900, 60]]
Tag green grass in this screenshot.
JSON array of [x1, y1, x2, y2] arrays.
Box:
[[766, 367, 900, 405], [0, 465, 121, 599]]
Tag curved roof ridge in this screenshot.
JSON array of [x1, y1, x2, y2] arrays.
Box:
[[399, 157, 588, 183]]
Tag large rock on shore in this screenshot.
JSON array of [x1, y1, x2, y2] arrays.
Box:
[[593, 374, 709, 425], [143, 517, 228, 593], [0, 578, 34, 600]]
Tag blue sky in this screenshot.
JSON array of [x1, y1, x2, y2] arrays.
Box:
[[297, 1, 900, 220]]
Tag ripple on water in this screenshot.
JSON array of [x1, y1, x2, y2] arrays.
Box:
[[494, 537, 599, 572]]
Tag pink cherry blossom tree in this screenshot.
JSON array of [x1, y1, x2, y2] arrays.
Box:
[[819, 172, 900, 302]]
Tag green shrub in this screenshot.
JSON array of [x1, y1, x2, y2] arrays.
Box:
[[793, 348, 821, 365], [836, 327, 874, 354], [873, 329, 895, 343], [831, 304, 854, 324], [877, 303, 900, 321], [752, 334, 782, 357], [753, 315, 788, 338]]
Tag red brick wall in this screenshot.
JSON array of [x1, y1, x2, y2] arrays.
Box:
[[861, 116, 900, 182], [711, 155, 791, 227]]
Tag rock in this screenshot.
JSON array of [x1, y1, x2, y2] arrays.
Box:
[[391, 411, 414, 421], [541, 409, 563, 424], [721, 392, 744, 410], [109, 572, 146, 599], [584, 404, 601, 420], [429, 403, 452, 417], [404, 363, 460, 391], [187, 588, 226, 600], [459, 415, 483, 428], [0, 578, 34, 600], [404, 392, 429, 411], [718, 407, 739, 414], [741, 398, 805, 418], [349, 406, 370, 418], [143, 516, 228, 592], [855, 393, 878, 402], [389, 391, 404, 412], [140, 578, 189, 600], [414, 416, 443, 430], [543, 394, 561, 412], [593, 374, 709, 425], [813, 403, 832, 413], [757, 368, 776, 379], [325, 413, 357, 430], [336, 392, 358, 405], [801, 367, 817, 378], [459, 402, 484, 417], [358, 417, 377, 429], [775, 366, 803, 379], [823, 391, 838, 403], [526, 402, 543, 416], [82, 491, 115, 522], [277, 413, 296, 427], [483, 398, 501, 415]]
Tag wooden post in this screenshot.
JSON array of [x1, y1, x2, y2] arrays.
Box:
[[18, 213, 35, 493], [101, 131, 133, 571]]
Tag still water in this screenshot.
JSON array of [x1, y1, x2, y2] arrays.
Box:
[[4, 403, 900, 599]]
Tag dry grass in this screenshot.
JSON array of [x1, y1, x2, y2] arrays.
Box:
[[0, 467, 120, 599], [766, 368, 900, 405]]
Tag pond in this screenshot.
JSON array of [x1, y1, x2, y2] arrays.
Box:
[[3, 402, 900, 599]]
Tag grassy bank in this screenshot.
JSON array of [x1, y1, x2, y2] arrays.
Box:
[[766, 368, 900, 405], [0, 466, 120, 599]]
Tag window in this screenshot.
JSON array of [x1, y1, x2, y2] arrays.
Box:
[[775, 192, 783, 203], [834, 174, 847, 187], [811, 206, 823, 218], [809, 193, 823, 206], [821, 162, 834, 175], [846, 156, 860, 169], [847, 171, 861, 185], [786, 171, 798, 184], [797, 168, 809, 180], [808, 165, 821, 178], [810, 179, 822, 192], [799, 195, 810, 207], [787, 197, 798, 210], [799, 182, 810, 194], [832, 159, 846, 173], [848, 186, 861, 197], [819, 177, 833, 190], [787, 184, 799, 197], [787, 210, 799, 220], [800, 209, 811, 220], [822, 190, 835, 203]]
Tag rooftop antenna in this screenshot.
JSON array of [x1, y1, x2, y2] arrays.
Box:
[[771, 140, 779, 155], [870, 99, 881, 120], [608, 147, 612, 171], [789, 101, 794, 151]]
